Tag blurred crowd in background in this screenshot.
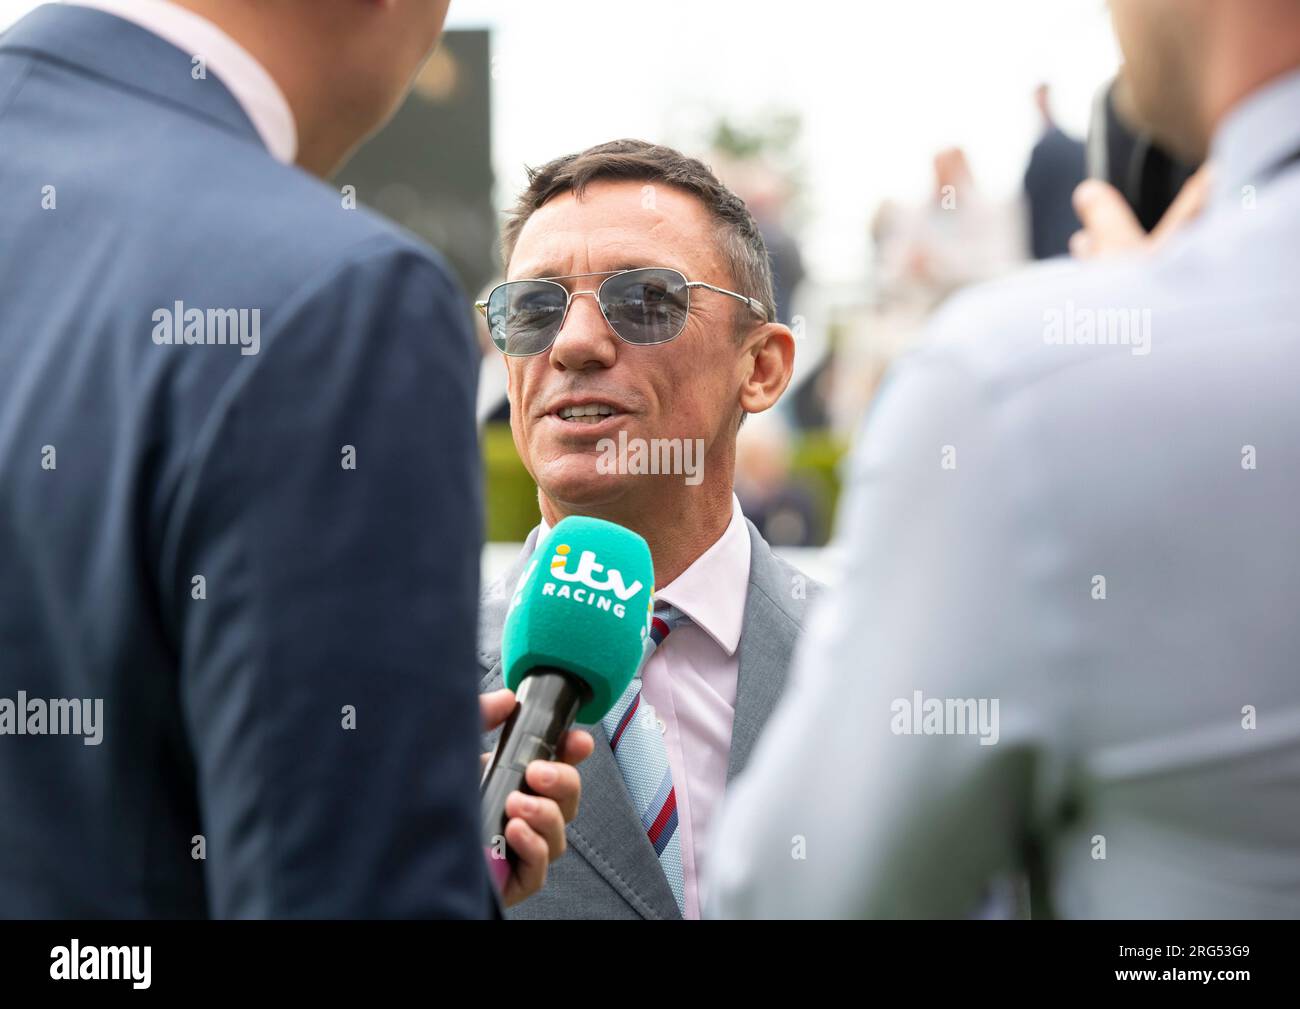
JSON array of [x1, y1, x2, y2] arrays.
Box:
[[472, 82, 1094, 549]]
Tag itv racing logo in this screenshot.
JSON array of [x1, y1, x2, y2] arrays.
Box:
[[541, 543, 643, 618]]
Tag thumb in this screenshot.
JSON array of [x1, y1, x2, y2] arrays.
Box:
[[479, 688, 517, 731], [1071, 178, 1146, 258]]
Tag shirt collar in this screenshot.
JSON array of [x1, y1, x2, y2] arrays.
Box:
[[1210, 66, 1300, 205], [532, 495, 752, 656], [67, 0, 298, 165]]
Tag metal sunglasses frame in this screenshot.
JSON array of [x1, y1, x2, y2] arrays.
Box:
[[474, 267, 769, 357]]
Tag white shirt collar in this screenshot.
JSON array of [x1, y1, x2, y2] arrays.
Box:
[[67, 0, 298, 165], [534, 495, 752, 656], [1210, 66, 1300, 204]]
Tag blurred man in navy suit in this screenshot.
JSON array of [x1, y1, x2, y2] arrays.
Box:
[[0, 0, 586, 918], [1024, 83, 1087, 260]]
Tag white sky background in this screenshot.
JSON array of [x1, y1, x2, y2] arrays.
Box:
[[4, 0, 1121, 282], [450, 0, 1121, 282]]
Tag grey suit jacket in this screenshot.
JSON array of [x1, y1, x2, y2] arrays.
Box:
[[478, 518, 821, 919]]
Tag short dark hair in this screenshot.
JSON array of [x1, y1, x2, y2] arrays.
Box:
[[500, 139, 774, 328]]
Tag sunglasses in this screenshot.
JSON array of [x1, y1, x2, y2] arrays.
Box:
[[474, 267, 768, 357]]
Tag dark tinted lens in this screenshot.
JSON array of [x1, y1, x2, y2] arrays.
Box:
[[599, 268, 689, 345], [488, 281, 567, 355]]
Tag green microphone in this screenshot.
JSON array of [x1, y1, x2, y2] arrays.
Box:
[[480, 516, 654, 865]]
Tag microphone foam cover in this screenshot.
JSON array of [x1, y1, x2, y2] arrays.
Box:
[[501, 516, 654, 723]]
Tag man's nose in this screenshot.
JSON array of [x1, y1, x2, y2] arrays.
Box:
[[549, 290, 617, 371]]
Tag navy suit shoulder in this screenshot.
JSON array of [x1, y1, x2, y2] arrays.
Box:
[[0, 6, 492, 918]]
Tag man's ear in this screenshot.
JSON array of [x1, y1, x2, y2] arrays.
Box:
[[738, 323, 796, 415]]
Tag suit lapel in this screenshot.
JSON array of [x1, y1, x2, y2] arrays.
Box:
[[560, 722, 683, 919], [726, 521, 803, 783]]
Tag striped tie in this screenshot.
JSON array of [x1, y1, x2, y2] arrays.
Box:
[[600, 601, 690, 916]]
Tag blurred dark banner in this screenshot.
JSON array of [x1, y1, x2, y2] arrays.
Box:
[[334, 29, 496, 300]]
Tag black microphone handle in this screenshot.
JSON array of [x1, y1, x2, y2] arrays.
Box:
[[480, 668, 592, 858]]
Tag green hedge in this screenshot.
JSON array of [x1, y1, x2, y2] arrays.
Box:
[[482, 423, 540, 541]]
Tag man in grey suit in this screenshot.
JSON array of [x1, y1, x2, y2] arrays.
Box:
[[710, 0, 1300, 918], [477, 140, 819, 919]]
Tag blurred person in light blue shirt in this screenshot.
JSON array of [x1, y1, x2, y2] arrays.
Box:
[[709, 0, 1300, 919]]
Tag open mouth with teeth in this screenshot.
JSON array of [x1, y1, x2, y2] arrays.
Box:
[[555, 404, 620, 424]]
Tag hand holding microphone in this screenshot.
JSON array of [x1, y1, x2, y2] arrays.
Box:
[[478, 688, 592, 906], [481, 517, 654, 904]]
